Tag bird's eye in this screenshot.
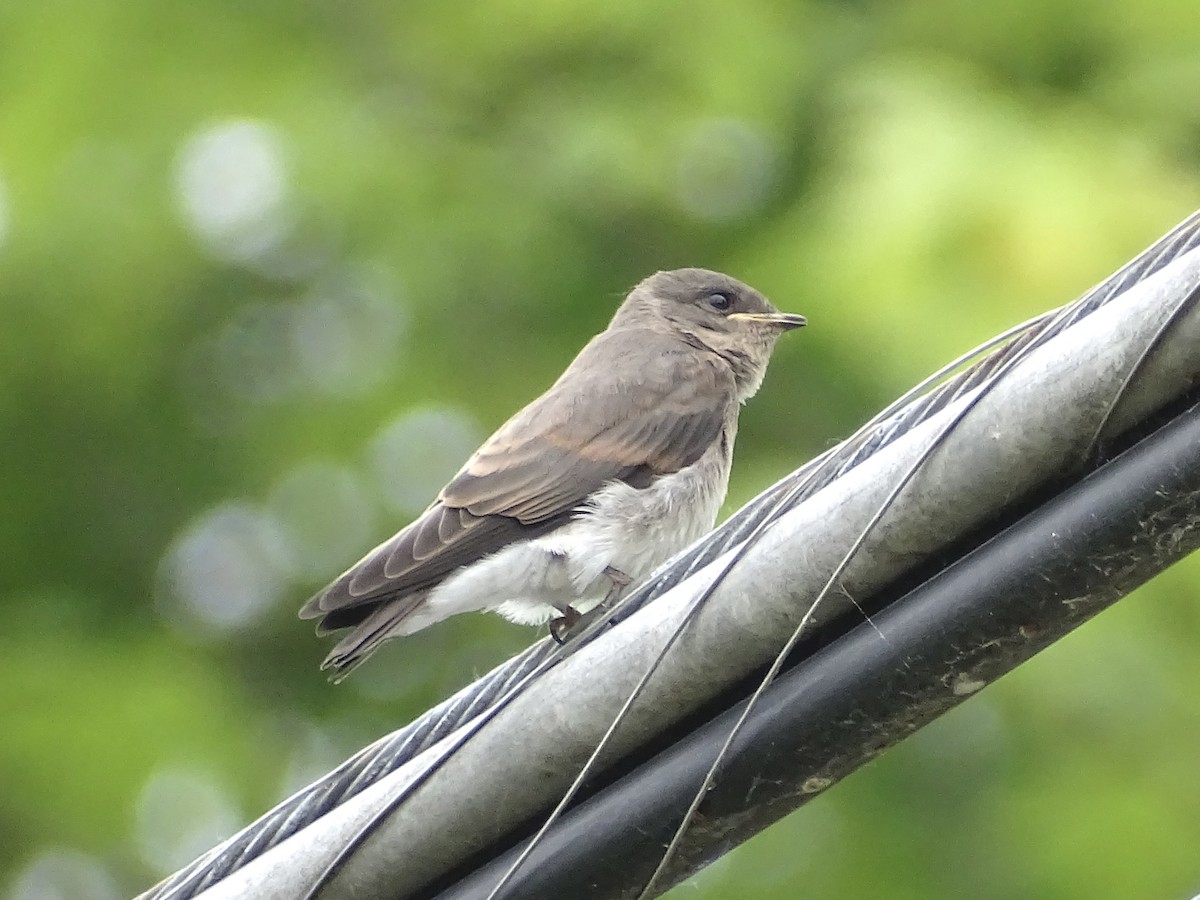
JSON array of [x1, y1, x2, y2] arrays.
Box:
[[706, 291, 733, 311]]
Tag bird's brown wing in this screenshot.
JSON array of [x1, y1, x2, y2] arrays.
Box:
[[300, 330, 735, 627]]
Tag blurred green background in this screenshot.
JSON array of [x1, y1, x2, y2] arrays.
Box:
[[3, 1, 1200, 898]]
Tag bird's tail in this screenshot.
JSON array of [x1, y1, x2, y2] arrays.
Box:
[[319, 594, 427, 682]]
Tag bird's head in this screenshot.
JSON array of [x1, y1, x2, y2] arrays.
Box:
[[613, 267, 805, 400]]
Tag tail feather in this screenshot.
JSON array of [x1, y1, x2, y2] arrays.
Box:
[[320, 593, 427, 682]]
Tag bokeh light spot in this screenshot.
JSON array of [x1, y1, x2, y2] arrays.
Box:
[[276, 720, 353, 799], [134, 767, 241, 874], [190, 265, 408, 413], [369, 407, 484, 515], [6, 849, 121, 900], [289, 266, 409, 397], [174, 119, 291, 263], [269, 462, 376, 581], [157, 502, 292, 635], [212, 301, 300, 405]]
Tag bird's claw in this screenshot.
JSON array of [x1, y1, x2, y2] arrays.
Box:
[[549, 606, 581, 644], [548, 567, 633, 644]]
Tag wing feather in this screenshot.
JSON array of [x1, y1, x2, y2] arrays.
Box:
[[299, 328, 735, 624]]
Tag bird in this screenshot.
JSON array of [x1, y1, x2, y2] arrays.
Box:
[[299, 268, 805, 679]]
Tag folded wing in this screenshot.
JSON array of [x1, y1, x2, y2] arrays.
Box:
[[300, 329, 735, 631]]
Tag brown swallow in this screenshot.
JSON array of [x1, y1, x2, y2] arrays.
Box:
[[299, 268, 804, 678]]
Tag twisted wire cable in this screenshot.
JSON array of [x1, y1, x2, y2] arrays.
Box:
[[142, 208, 1200, 900]]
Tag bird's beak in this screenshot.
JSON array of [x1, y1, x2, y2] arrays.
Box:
[[729, 312, 807, 331]]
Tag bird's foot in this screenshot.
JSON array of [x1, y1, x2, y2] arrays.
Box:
[[547, 567, 634, 644], [603, 566, 632, 603], [548, 605, 581, 645]]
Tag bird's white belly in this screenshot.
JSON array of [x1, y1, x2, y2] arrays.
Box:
[[577, 466, 724, 581], [401, 436, 733, 633]]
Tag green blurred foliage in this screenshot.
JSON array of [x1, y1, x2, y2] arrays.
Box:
[[2, 1, 1199, 897]]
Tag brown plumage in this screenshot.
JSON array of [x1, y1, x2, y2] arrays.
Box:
[[300, 268, 804, 678]]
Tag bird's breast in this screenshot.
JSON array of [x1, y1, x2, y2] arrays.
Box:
[[569, 423, 736, 589]]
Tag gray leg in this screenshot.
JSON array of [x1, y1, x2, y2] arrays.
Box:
[[603, 566, 632, 604]]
